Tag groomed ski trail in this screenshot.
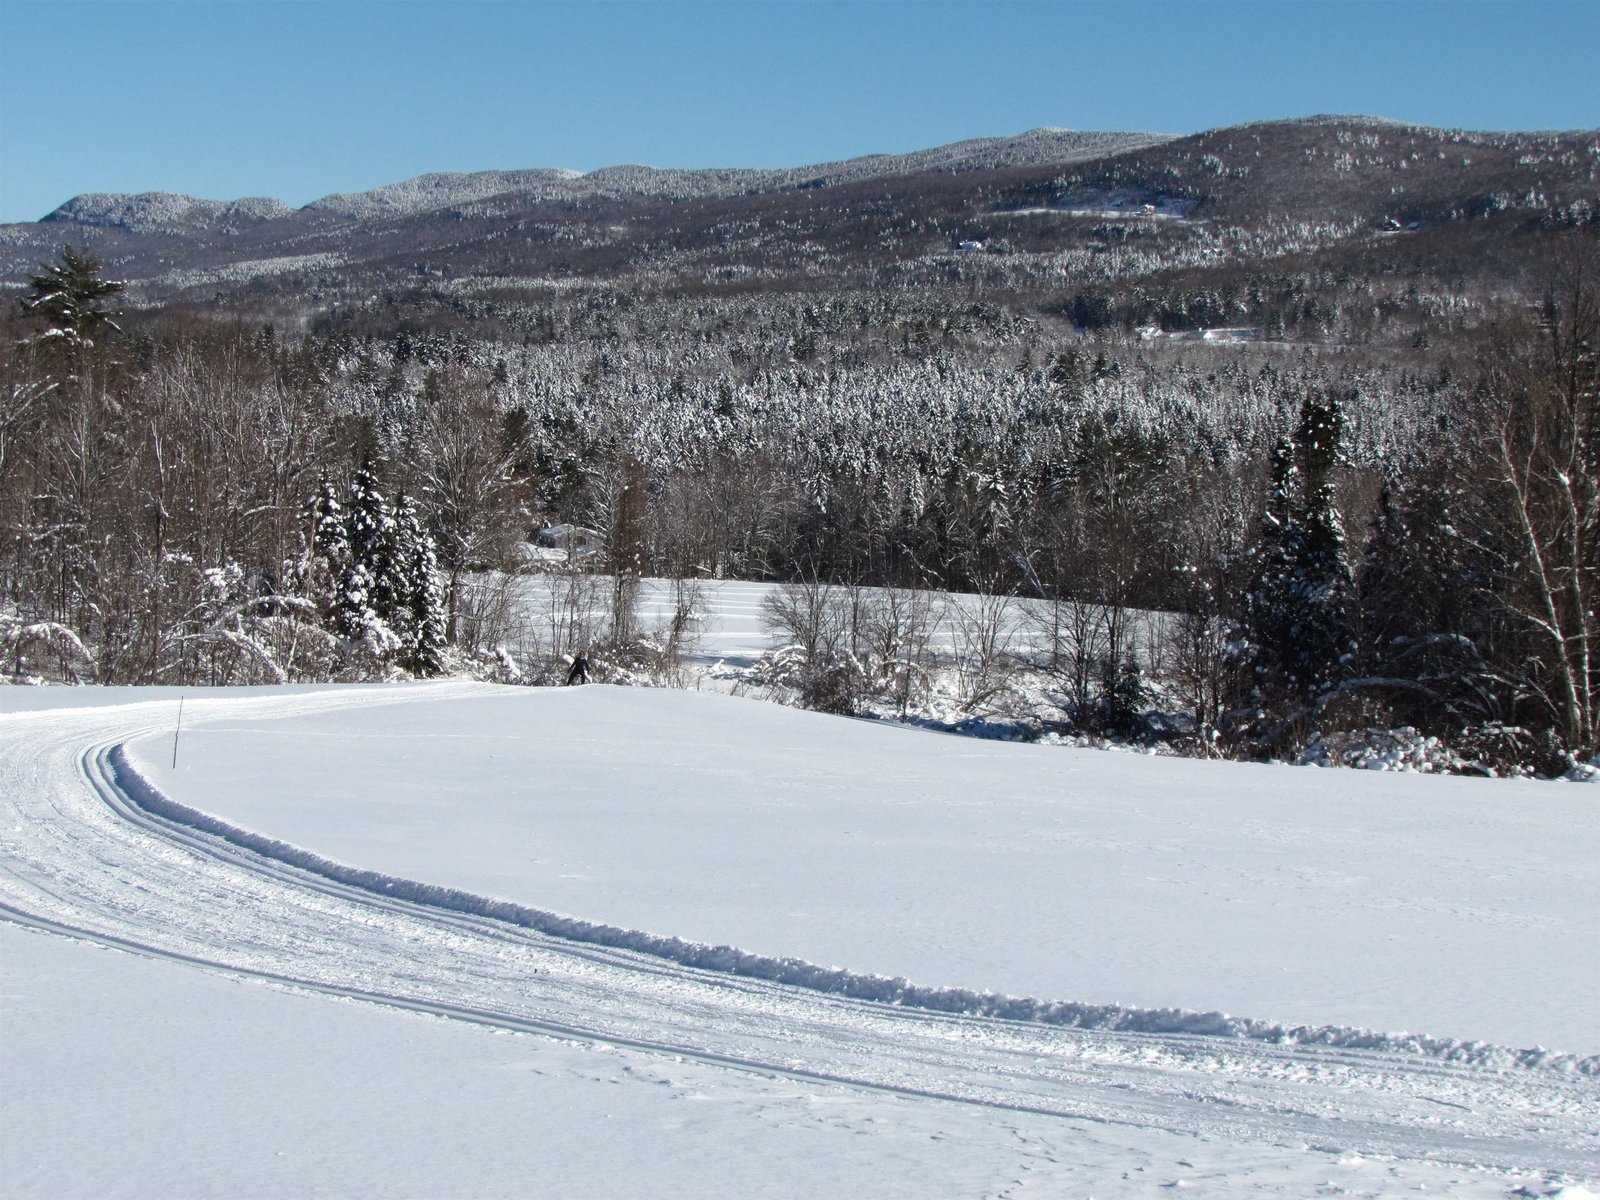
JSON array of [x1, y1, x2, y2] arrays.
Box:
[[0, 684, 1594, 1179]]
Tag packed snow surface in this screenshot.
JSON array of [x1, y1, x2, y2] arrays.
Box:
[[120, 685, 1598, 1054], [3, 683, 1596, 1198], [12, 920, 1570, 1200]]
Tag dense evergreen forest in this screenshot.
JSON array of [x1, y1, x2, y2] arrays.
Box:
[[2, 118, 1595, 774]]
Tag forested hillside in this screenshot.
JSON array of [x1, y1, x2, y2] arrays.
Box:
[[2, 117, 1595, 773]]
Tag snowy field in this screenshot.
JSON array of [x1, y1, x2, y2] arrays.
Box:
[[485, 573, 796, 669], [15, 919, 1264, 1200], [124, 686, 1597, 1051], [2, 682, 1597, 1198], [508, 573, 1166, 669], [639, 577, 770, 664]]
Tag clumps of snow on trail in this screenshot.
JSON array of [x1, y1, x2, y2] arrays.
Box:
[[109, 744, 1599, 1079]]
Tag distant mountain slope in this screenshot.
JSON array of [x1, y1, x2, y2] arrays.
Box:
[[2, 118, 1592, 309], [40, 192, 295, 234], [33, 128, 1173, 228], [1001, 115, 1599, 224], [304, 129, 1175, 218], [304, 168, 589, 219]]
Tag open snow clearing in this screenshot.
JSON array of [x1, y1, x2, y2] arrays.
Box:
[[1, 684, 1596, 1194]]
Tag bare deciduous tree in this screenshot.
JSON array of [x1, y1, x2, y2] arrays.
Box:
[[411, 367, 527, 643], [1464, 265, 1598, 756]]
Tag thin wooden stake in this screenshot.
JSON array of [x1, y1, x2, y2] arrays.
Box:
[[172, 696, 184, 769]]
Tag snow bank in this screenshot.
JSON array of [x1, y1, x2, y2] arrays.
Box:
[[109, 744, 1598, 1078]]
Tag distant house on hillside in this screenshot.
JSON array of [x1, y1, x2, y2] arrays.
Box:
[[536, 523, 603, 559], [957, 239, 986, 252]]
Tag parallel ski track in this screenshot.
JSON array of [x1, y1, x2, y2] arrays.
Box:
[[1, 685, 1595, 1177]]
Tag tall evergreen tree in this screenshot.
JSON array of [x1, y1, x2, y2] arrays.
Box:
[[393, 493, 448, 676], [1239, 435, 1299, 700], [311, 478, 349, 571], [314, 466, 402, 660], [1238, 393, 1355, 730], [310, 477, 355, 637], [21, 245, 124, 350], [347, 464, 400, 629], [1355, 481, 1410, 673], [1285, 390, 1355, 698]]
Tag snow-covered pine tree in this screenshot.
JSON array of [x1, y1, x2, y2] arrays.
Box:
[[393, 493, 448, 676], [1355, 452, 1517, 738], [317, 465, 401, 662], [1099, 648, 1146, 738], [348, 465, 401, 632], [1238, 392, 1355, 731], [1285, 389, 1355, 699], [309, 476, 355, 638], [311, 477, 349, 577], [1355, 481, 1411, 676], [1351, 476, 1478, 730], [21, 245, 124, 351], [1239, 435, 1299, 700]]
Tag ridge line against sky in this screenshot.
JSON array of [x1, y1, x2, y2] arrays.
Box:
[[2, 0, 1597, 224]]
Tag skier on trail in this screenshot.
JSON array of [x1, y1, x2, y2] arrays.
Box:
[[565, 649, 590, 686]]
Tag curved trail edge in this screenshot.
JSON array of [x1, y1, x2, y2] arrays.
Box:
[[105, 737, 1595, 1077]]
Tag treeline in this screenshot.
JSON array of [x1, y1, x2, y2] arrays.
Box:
[[2, 247, 1594, 771]]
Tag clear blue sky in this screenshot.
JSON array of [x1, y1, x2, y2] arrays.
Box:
[[2, 0, 1595, 223]]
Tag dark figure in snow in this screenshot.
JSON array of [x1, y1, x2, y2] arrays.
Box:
[[565, 650, 590, 686]]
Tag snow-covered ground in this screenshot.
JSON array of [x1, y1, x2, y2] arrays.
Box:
[[3, 682, 1597, 1198], [123, 685, 1596, 1052], [639, 577, 771, 665], [16, 918, 1257, 1200], [517, 573, 1165, 670], [15, 919, 1588, 1200]]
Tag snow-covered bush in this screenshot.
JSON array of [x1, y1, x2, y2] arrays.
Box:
[[0, 608, 94, 683], [469, 645, 524, 685], [1299, 727, 1461, 774], [1451, 724, 1573, 780]]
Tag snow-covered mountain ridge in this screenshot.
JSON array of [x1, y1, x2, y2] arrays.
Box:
[[41, 191, 295, 233], [39, 127, 1172, 228], [4, 115, 1591, 312]]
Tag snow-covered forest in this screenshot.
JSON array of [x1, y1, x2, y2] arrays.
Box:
[[3, 135, 1596, 775]]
